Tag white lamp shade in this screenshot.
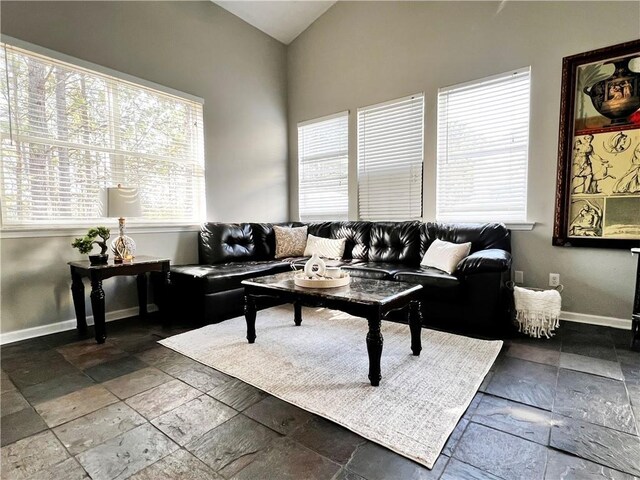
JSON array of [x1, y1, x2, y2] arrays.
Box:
[[107, 187, 142, 218]]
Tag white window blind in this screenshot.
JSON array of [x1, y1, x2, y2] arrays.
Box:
[[298, 112, 348, 221], [357, 94, 424, 221], [437, 68, 531, 223], [0, 42, 205, 227]]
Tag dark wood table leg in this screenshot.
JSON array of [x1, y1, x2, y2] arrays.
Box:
[[70, 269, 88, 337], [409, 300, 422, 356], [159, 269, 171, 329], [366, 315, 383, 386], [90, 278, 106, 344], [294, 302, 302, 326], [137, 273, 148, 317], [245, 294, 257, 343]]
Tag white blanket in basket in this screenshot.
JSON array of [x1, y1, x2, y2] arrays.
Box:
[[514, 286, 561, 338]]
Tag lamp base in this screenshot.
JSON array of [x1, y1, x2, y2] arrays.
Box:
[[111, 235, 136, 262]]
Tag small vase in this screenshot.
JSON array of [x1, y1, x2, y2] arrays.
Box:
[[304, 253, 326, 278]]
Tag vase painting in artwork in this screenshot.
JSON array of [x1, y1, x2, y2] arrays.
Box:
[[578, 56, 640, 130]]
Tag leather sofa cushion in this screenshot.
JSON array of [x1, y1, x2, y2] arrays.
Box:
[[369, 221, 422, 265], [329, 222, 372, 260], [341, 262, 412, 280], [457, 249, 512, 275], [307, 222, 333, 238], [199, 223, 256, 264], [171, 261, 289, 294], [424, 222, 511, 255], [393, 267, 461, 299]]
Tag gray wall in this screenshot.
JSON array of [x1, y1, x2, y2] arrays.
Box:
[[0, 1, 288, 335], [1, 1, 638, 336], [287, 1, 639, 320]]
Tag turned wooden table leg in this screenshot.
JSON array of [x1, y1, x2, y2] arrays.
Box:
[[294, 301, 302, 326], [366, 315, 383, 386], [409, 300, 423, 356], [70, 269, 87, 337], [245, 294, 257, 343], [90, 277, 106, 344]]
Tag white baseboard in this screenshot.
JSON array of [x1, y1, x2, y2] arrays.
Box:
[[0, 304, 159, 345], [0, 306, 630, 345], [560, 310, 631, 330]]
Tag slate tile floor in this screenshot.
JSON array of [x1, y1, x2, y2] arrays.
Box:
[[1, 316, 639, 480]]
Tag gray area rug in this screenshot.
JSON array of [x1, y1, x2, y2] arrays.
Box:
[[160, 305, 502, 468]]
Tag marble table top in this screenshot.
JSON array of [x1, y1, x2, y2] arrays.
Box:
[[242, 271, 422, 306], [68, 255, 170, 270]]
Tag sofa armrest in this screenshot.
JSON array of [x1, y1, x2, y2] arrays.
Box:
[[457, 249, 512, 275]]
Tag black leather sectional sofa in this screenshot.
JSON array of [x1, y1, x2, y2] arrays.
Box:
[[164, 221, 512, 333]]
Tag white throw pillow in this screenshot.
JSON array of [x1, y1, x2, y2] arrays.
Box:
[[274, 225, 308, 259], [420, 239, 471, 274], [303, 234, 347, 260]]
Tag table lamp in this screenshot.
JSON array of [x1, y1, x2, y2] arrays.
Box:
[[107, 185, 142, 262]]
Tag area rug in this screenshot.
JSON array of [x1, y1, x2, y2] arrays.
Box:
[[159, 305, 502, 469]]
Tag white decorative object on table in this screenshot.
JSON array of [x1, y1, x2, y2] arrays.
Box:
[[294, 272, 351, 288], [325, 266, 342, 278], [304, 252, 326, 278], [514, 286, 562, 338]]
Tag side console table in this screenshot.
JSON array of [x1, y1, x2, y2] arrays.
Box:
[[632, 248, 640, 351], [69, 255, 170, 344]]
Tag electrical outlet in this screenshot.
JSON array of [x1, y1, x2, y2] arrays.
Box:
[[515, 271, 524, 283], [549, 273, 560, 287]]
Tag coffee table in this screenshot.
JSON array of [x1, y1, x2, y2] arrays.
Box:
[[241, 271, 423, 386]]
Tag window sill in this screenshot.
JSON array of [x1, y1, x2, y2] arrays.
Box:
[[506, 222, 535, 231], [434, 219, 536, 231], [0, 224, 201, 239]]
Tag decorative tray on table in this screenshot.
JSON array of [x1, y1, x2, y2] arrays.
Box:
[[294, 272, 351, 288]]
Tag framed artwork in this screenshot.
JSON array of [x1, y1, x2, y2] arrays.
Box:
[[553, 39, 640, 249]]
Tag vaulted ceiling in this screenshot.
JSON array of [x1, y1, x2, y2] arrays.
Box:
[[213, 1, 336, 44]]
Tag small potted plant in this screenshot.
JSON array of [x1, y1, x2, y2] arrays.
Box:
[[72, 227, 111, 265]]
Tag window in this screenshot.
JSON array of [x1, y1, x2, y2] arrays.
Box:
[[357, 94, 424, 221], [437, 68, 531, 223], [0, 40, 205, 227], [298, 112, 348, 221]]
